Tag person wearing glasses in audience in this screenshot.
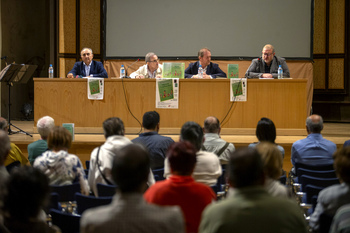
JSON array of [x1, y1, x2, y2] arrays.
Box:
[[245, 44, 290, 79], [67, 47, 108, 78], [130, 52, 162, 79]]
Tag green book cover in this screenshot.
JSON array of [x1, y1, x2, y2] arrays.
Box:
[[62, 123, 75, 141], [158, 79, 174, 102], [232, 82, 243, 97], [162, 63, 185, 79], [227, 64, 239, 78], [89, 79, 100, 95]]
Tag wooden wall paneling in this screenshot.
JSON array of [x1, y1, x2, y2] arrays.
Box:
[[59, 0, 76, 54], [313, 59, 326, 89], [328, 58, 344, 89], [329, 0, 345, 54], [313, 0, 327, 54], [80, 0, 101, 54], [59, 58, 77, 78]]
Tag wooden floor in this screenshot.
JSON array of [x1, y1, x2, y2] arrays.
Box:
[[9, 121, 350, 172]]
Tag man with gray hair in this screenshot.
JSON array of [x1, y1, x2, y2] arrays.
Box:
[[130, 52, 162, 79], [27, 116, 55, 165], [67, 47, 108, 78], [203, 116, 235, 164], [88, 117, 155, 196], [291, 114, 336, 173]]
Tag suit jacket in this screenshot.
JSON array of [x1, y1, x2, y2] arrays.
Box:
[[245, 56, 290, 79], [185, 61, 226, 79], [68, 60, 108, 78]]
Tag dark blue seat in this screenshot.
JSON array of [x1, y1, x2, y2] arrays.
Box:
[[85, 160, 90, 170], [295, 162, 334, 177], [50, 182, 81, 202], [49, 208, 80, 233], [75, 192, 112, 215], [298, 168, 337, 179], [304, 184, 324, 204], [152, 168, 165, 181], [48, 192, 61, 211], [96, 183, 117, 197], [279, 174, 287, 185], [299, 174, 339, 192]]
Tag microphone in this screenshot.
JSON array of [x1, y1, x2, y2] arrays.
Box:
[[123, 59, 140, 78]]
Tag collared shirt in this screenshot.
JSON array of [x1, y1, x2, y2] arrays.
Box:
[[84, 62, 91, 76], [132, 131, 174, 169], [291, 133, 336, 167], [147, 66, 158, 79]]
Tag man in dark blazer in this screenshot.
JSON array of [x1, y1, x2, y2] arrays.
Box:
[[185, 48, 226, 79], [67, 48, 108, 78]]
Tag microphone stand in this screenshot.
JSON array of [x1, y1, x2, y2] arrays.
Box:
[[123, 59, 140, 78]]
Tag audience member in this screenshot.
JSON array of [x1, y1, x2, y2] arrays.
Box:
[[132, 111, 174, 169], [329, 203, 350, 233], [0, 117, 28, 167], [185, 48, 226, 79], [310, 147, 350, 231], [343, 139, 350, 148], [0, 131, 11, 228], [67, 47, 108, 78], [81, 144, 185, 233], [164, 121, 222, 186], [3, 166, 60, 233], [291, 114, 336, 174], [245, 44, 290, 79], [145, 141, 216, 233], [199, 148, 307, 233], [34, 126, 89, 195], [203, 116, 235, 164], [130, 52, 162, 79], [28, 116, 55, 166], [248, 117, 285, 158], [256, 142, 291, 198]]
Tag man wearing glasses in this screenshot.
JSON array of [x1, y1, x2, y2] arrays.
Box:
[[245, 44, 290, 79], [130, 52, 162, 79], [185, 48, 226, 79], [67, 47, 108, 78]]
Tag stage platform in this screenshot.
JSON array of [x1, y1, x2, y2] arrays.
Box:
[[8, 121, 350, 173]]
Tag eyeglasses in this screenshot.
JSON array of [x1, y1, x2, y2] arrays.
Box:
[[82, 53, 91, 57], [149, 59, 159, 63], [262, 53, 273, 56]]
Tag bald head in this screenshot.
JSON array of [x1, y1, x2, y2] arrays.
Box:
[[0, 117, 8, 131], [306, 114, 323, 134], [203, 116, 220, 134]]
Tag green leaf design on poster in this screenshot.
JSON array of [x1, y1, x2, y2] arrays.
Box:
[[227, 64, 239, 78], [232, 81, 243, 97], [89, 80, 100, 95], [158, 79, 174, 102], [162, 63, 185, 79]]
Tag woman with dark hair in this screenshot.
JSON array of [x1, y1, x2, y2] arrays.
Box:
[[34, 126, 89, 195], [248, 117, 285, 159]]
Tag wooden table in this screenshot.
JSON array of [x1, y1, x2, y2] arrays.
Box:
[[34, 78, 307, 135]]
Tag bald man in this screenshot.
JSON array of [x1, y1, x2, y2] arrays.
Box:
[[245, 44, 290, 79], [291, 114, 336, 174]]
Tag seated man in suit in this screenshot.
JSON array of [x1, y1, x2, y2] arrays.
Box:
[[185, 48, 226, 79], [67, 47, 108, 78], [245, 44, 290, 79], [130, 52, 162, 79]]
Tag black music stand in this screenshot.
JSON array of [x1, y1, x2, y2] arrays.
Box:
[[0, 64, 38, 137]]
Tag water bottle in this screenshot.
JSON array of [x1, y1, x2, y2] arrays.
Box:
[[198, 64, 203, 78], [120, 65, 125, 78], [48, 64, 54, 78], [278, 65, 283, 79]]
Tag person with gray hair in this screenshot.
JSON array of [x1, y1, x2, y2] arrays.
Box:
[[291, 114, 336, 174], [164, 121, 222, 186], [245, 44, 290, 79], [0, 117, 28, 167], [27, 116, 55, 165], [0, 130, 11, 212], [130, 52, 163, 79], [67, 47, 108, 78], [203, 116, 235, 164], [88, 117, 155, 196]]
